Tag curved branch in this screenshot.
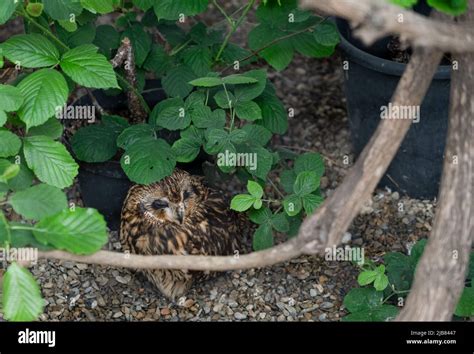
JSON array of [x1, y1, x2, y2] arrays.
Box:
[[300, 0, 474, 53], [397, 3, 474, 321]]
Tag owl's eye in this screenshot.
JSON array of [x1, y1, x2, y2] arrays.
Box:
[[151, 200, 169, 209], [183, 190, 191, 200]]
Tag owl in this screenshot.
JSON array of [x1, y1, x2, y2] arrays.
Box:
[[120, 169, 251, 299]]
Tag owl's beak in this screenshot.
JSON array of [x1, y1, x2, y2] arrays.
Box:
[[176, 203, 185, 224]]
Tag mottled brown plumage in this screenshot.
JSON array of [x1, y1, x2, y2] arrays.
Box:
[[120, 169, 250, 299]]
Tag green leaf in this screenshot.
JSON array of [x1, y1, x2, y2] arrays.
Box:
[[0, 159, 20, 183], [454, 286, 474, 317], [389, 0, 419, 7], [241, 124, 272, 146], [189, 77, 223, 87], [121, 138, 176, 184], [302, 193, 323, 214], [252, 223, 273, 251], [230, 194, 255, 212], [342, 305, 399, 322], [60, 44, 118, 89], [249, 207, 272, 224], [410, 238, 427, 265], [17, 69, 68, 129], [23, 135, 78, 188], [182, 45, 212, 76], [121, 24, 152, 67], [255, 83, 288, 134], [162, 65, 197, 98], [428, 0, 468, 15], [93, 25, 120, 58], [117, 124, 156, 150], [374, 273, 389, 291], [27, 117, 64, 140], [293, 171, 319, 196], [0, 0, 18, 25], [71, 125, 118, 163], [154, 0, 209, 20], [133, 0, 155, 10], [3, 263, 44, 321], [0, 111, 6, 127], [313, 22, 340, 47], [292, 32, 336, 58], [0, 84, 24, 112], [234, 69, 267, 101], [294, 152, 325, 178], [214, 90, 235, 109], [58, 23, 96, 47], [154, 100, 191, 131], [43, 0, 83, 20], [9, 223, 53, 250], [246, 145, 273, 180], [247, 180, 263, 199], [143, 45, 172, 77], [58, 19, 78, 32], [34, 208, 108, 254], [358, 270, 378, 286], [172, 138, 201, 163], [26, 3, 44, 17], [343, 288, 383, 313], [280, 169, 296, 193], [192, 106, 226, 129], [10, 184, 68, 220], [283, 194, 302, 216], [2, 34, 60, 68], [222, 75, 259, 85], [0, 130, 21, 158], [80, 0, 115, 14], [6, 156, 34, 191], [384, 252, 413, 292], [204, 128, 228, 154], [271, 212, 289, 232], [235, 100, 262, 121]]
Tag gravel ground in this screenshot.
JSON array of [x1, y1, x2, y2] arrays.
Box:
[[1, 3, 436, 322]]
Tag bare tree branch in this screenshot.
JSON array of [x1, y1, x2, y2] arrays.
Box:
[[397, 3, 474, 321], [300, 0, 474, 53]]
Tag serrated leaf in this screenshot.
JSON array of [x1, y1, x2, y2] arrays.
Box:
[[60, 44, 118, 89], [246, 145, 272, 180], [27, 117, 64, 140], [23, 135, 78, 188], [374, 273, 389, 291], [2, 34, 60, 68], [80, 0, 115, 14], [234, 69, 267, 101], [155, 104, 191, 131], [230, 194, 255, 212], [0, 0, 18, 25], [342, 305, 399, 322], [71, 125, 118, 162], [292, 32, 336, 58], [271, 212, 289, 232], [58, 22, 96, 47], [343, 288, 383, 313], [117, 124, 156, 150], [252, 223, 273, 251], [358, 270, 378, 286], [3, 263, 44, 321], [189, 77, 223, 87], [248, 207, 272, 224], [0, 111, 6, 127], [247, 180, 263, 199], [133, 0, 155, 10], [0, 159, 20, 183], [34, 207, 108, 254], [154, 0, 209, 20], [222, 75, 258, 85], [294, 171, 319, 196], [235, 100, 262, 121], [162, 65, 196, 98], [182, 45, 212, 76], [313, 22, 340, 47], [10, 184, 68, 220], [143, 45, 172, 76], [6, 156, 34, 191], [280, 169, 296, 193], [283, 194, 302, 216], [121, 138, 175, 184], [214, 90, 235, 109], [192, 106, 226, 129], [255, 83, 288, 134], [0, 84, 24, 112], [294, 152, 325, 178], [171, 138, 201, 163], [204, 128, 228, 154], [17, 69, 68, 129], [43, 0, 83, 20], [93, 25, 120, 58], [302, 193, 323, 214], [0, 130, 21, 158], [241, 124, 272, 146]]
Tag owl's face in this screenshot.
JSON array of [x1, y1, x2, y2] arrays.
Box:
[[125, 170, 206, 226]]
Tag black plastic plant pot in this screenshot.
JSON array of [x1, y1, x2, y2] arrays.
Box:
[[68, 80, 204, 231], [336, 18, 451, 199]]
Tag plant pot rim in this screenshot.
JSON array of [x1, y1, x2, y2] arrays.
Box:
[[336, 18, 451, 79]]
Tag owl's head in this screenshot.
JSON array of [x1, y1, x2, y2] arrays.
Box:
[[124, 169, 207, 225]]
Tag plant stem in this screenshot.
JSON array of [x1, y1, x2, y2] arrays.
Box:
[[214, 0, 256, 64], [169, 38, 192, 56], [268, 178, 285, 199], [222, 83, 235, 130], [213, 0, 234, 26]]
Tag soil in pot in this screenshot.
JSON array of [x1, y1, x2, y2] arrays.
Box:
[[64, 80, 208, 230], [336, 18, 451, 199]]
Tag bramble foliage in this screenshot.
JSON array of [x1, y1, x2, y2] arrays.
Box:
[[389, 0, 468, 15], [0, 0, 339, 321], [343, 240, 474, 321]]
